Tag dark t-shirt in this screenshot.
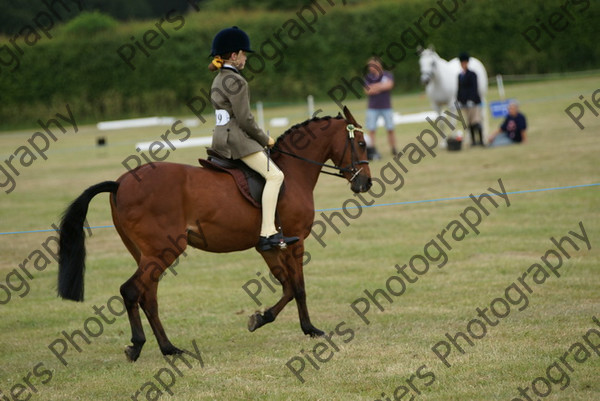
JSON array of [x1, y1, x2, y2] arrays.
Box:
[[501, 112, 527, 142], [365, 71, 393, 109]]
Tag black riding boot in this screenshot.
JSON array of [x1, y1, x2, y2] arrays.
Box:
[[474, 123, 483, 146], [469, 125, 477, 146], [258, 232, 299, 251], [470, 124, 483, 146]]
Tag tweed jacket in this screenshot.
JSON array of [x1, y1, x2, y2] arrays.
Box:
[[210, 67, 270, 159]]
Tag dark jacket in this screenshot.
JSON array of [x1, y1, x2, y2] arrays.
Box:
[[210, 67, 270, 159], [457, 69, 481, 105]]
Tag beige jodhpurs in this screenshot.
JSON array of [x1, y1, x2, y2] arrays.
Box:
[[241, 151, 284, 237]]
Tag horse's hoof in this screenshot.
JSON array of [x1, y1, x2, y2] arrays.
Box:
[[162, 346, 184, 356], [248, 312, 262, 332], [124, 346, 141, 362], [306, 327, 325, 338]]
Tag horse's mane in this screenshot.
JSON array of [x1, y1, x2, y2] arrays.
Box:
[[274, 114, 343, 149]]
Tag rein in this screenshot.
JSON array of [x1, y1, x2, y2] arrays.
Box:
[[273, 124, 368, 180]]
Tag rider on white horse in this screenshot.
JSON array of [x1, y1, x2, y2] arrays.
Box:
[[418, 47, 488, 146]]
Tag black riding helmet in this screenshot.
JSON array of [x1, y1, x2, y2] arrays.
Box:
[[210, 26, 254, 57]]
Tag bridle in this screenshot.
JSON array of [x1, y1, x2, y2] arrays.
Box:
[[273, 123, 369, 181]]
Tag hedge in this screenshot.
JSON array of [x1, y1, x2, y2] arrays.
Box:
[[1, 0, 598, 128]]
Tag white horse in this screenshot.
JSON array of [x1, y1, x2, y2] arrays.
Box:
[[418, 47, 488, 145]]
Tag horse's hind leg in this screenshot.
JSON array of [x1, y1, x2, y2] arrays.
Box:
[[116, 227, 148, 361], [121, 254, 184, 361], [120, 272, 146, 362], [137, 257, 184, 356]]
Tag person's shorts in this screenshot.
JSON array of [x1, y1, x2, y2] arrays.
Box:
[[459, 104, 482, 125], [366, 108, 394, 131]]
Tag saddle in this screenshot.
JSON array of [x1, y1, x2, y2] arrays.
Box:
[[198, 149, 264, 208]]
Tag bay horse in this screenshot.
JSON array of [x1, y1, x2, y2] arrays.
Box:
[[418, 47, 489, 144], [57, 106, 372, 361]]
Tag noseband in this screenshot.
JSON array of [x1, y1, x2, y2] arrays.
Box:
[[273, 124, 369, 181]]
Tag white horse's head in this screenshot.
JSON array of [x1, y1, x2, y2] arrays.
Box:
[[418, 47, 438, 86]]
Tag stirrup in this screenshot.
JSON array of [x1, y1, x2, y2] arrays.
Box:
[[257, 233, 299, 251]]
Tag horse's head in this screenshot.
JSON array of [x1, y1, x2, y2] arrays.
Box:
[[329, 107, 372, 193], [418, 47, 437, 86], [273, 108, 371, 193]]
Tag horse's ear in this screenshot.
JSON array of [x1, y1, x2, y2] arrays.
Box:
[[416, 45, 424, 54], [428, 44, 436, 52], [343, 106, 359, 127]]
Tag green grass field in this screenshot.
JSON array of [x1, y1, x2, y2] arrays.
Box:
[[0, 74, 598, 401]]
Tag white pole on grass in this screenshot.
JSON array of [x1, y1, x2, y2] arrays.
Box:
[[257, 101, 265, 130], [307, 95, 314, 118], [496, 74, 505, 100]]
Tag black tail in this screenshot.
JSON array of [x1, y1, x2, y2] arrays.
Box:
[[58, 181, 119, 301]]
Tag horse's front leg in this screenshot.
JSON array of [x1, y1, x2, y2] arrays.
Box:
[[289, 252, 324, 337], [248, 247, 295, 332], [249, 242, 324, 337]]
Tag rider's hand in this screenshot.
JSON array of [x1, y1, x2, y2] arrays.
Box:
[[267, 137, 275, 148]]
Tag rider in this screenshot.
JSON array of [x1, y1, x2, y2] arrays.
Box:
[[208, 27, 298, 251], [457, 52, 483, 146]]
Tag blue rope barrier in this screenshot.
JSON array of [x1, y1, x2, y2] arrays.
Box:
[[0, 182, 598, 236]]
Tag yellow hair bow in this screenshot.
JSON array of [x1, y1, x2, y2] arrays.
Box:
[[211, 56, 224, 69]]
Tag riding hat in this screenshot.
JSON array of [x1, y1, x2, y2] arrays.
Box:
[[459, 52, 470, 61], [210, 26, 254, 57]]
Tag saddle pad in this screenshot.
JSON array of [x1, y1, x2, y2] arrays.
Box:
[[198, 158, 262, 208]]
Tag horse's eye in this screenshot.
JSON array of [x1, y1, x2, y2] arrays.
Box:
[[358, 141, 366, 148]]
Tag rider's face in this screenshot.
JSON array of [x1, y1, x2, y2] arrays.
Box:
[[233, 50, 247, 70]]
